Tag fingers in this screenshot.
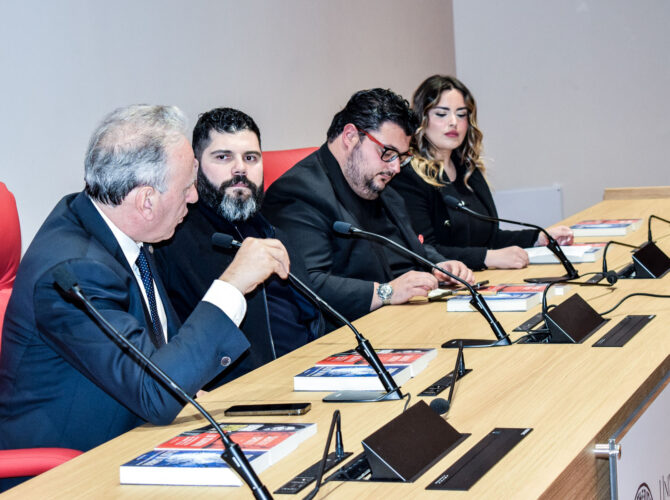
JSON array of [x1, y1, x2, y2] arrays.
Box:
[[434, 260, 476, 284], [388, 271, 438, 303], [219, 237, 291, 294], [551, 225, 574, 246], [484, 247, 528, 269]]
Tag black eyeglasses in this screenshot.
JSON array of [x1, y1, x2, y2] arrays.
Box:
[[355, 127, 413, 167]]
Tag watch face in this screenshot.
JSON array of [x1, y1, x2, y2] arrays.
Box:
[[378, 283, 393, 301]]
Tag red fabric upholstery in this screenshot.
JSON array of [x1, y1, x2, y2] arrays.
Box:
[[262, 147, 318, 190], [0, 182, 20, 292], [0, 449, 83, 478], [0, 182, 21, 345], [0, 183, 82, 479]]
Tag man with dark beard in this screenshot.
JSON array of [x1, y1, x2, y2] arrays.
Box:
[[155, 108, 322, 387], [263, 89, 475, 323]]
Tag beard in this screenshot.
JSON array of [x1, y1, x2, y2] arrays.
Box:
[[197, 169, 264, 222], [343, 144, 391, 200]]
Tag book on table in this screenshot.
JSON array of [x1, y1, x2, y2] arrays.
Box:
[[446, 291, 541, 312], [570, 218, 642, 237], [431, 283, 568, 307], [120, 422, 316, 486], [293, 364, 413, 392], [314, 348, 437, 376], [120, 449, 270, 487], [525, 242, 606, 264]]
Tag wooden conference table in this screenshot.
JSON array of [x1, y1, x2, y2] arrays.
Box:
[[4, 198, 670, 499]]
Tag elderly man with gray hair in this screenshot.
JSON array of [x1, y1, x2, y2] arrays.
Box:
[[0, 104, 290, 491]]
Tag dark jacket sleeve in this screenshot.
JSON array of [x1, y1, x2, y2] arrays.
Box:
[[392, 167, 489, 269], [35, 258, 249, 426], [264, 180, 374, 322]]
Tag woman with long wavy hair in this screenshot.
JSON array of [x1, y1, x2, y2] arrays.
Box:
[[392, 75, 573, 269]]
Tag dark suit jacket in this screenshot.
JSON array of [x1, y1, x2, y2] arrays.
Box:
[[391, 162, 538, 269], [154, 202, 324, 387], [262, 144, 445, 322], [0, 193, 250, 456]]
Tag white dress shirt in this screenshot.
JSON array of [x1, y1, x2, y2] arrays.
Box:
[[90, 199, 246, 341]]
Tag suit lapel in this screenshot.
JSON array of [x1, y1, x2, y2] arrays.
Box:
[[69, 193, 177, 345]]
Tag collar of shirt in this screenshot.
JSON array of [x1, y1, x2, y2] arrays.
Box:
[[88, 196, 142, 269]]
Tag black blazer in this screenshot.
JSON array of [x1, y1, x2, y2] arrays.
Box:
[[154, 202, 324, 387], [262, 144, 445, 322], [0, 193, 249, 457], [391, 162, 538, 269]]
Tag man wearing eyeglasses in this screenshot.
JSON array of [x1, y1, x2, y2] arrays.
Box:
[[263, 88, 474, 325]]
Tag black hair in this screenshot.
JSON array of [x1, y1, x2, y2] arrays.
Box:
[[192, 108, 261, 161], [326, 88, 418, 141]]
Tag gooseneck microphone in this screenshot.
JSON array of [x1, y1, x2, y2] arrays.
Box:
[[331, 221, 511, 348], [601, 240, 639, 283], [647, 214, 670, 242], [211, 232, 404, 402], [52, 265, 272, 500], [429, 341, 465, 416], [441, 194, 578, 283]]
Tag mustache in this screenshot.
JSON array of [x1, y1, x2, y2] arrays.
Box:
[[220, 175, 257, 191]]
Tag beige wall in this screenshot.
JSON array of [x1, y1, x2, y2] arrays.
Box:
[[453, 1, 670, 219], [0, 0, 455, 249]]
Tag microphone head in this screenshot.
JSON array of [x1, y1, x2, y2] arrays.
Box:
[[211, 232, 240, 249], [442, 195, 463, 210], [332, 221, 353, 235], [605, 271, 619, 285], [429, 398, 450, 416], [53, 265, 78, 293]]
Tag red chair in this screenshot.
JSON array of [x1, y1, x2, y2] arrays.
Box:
[[0, 182, 20, 341], [262, 147, 317, 190], [0, 182, 83, 480]]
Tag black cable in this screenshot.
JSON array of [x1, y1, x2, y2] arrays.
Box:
[[598, 292, 670, 316], [602, 240, 639, 278], [648, 214, 670, 242]]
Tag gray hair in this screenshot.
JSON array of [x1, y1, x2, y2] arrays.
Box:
[[84, 104, 188, 205]]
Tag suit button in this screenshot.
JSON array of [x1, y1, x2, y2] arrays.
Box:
[[220, 356, 232, 367]]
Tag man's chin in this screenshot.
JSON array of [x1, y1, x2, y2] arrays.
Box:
[[225, 187, 252, 200]]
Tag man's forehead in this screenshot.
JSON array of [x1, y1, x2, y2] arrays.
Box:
[[206, 128, 260, 150], [374, 122, 411, 148]]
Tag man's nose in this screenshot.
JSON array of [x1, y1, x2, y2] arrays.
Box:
[[231, 156, 247, 176]]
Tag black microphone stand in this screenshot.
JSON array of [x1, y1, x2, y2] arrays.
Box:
[[53, 266, 272, 499], [442, 195, 578, 283], [211, 233, 404, 403], [332, 222, 511, 348]]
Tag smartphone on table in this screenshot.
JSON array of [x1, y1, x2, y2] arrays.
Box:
[[224, 402, 311, 416]]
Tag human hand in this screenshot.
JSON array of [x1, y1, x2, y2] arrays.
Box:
[[484, 246, 529, 269], [372, 270, 438, 309], [219, 237, 290, 294], [536, 225, 574, 246], [433, 260, 475, 284]]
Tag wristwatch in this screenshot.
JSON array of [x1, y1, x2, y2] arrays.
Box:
[[377, 283, 393, 305]]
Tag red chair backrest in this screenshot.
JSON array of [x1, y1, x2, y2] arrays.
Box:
[[262, 147, 318, 190], [0, 182, 21, 346]]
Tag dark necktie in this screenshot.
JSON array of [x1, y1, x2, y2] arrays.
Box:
[[136, 246, 165, 346]]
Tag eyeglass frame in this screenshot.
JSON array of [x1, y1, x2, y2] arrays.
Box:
[[355, 126, 413, 167]]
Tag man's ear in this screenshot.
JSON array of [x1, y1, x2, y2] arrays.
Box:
[[134, 186, 156, 221], [341, 123, 360, 152]]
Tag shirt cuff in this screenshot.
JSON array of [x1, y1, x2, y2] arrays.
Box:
[[202, 280, 247, 326]]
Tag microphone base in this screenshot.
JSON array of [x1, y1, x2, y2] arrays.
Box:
[[323, 390, 402, 403], [441, 337, 511, 349]]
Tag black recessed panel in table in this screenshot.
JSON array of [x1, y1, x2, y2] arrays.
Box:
[[426, 428, 532, 491], [592, 314, 655, 347]]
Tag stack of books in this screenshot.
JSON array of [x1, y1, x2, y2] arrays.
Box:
[[445, 283, 567, 312], [120, 422, 316, 486], [293, 348, 436, 392], [525, 242, 606, 264], [570, 218, 642, 237]]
